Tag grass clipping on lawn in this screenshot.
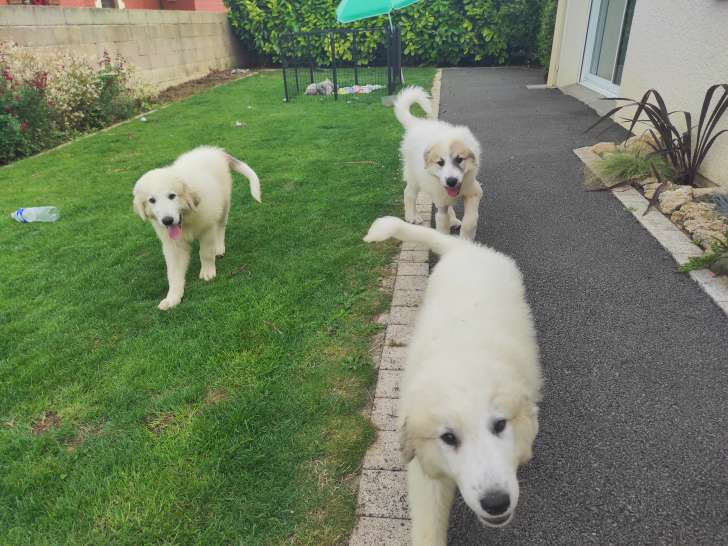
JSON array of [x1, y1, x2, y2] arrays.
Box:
[[0, 68, 436, 545]]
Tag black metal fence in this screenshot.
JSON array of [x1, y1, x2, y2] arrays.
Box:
[[280, 26, 402, 102]]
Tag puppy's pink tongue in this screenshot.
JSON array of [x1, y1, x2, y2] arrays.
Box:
[[446, 187, 459, 197], [168, 225, 182, 240]]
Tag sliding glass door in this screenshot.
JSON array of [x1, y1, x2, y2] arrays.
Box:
[[581, 0, 636, 96]]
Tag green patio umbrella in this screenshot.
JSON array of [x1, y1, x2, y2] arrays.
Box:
[[336, 0, 421, 24]]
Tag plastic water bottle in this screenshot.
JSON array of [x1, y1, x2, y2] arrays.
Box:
[[10, 207, 60, 223]]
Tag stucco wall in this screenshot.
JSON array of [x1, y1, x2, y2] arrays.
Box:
[[0, 6, 246, 91], [552, 0, 728, 187], [619, 0, 728, 187]]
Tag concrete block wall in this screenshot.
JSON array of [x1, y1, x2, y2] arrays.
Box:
[[0, 6, 247, 91]]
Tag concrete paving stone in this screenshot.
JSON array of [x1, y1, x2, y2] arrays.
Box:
[[374, 370, 401, 399], [380, 346, 407, 370], [356, 470, 409, 519], [397, 262, 429, 276], [398, 250, 429, 263], [391, 289, 424, 307], [371, 397, 398, 431], [394, 275, 428, 292], [401, 241, 428, 251], [416, 203, 433, 214], [386, 306, 418, 326], [385, 324, 413, 346], [349, 516, 410, 546], [362, 430, 405, 471]]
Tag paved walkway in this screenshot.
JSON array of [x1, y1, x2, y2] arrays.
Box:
[[440, 68, 728, 544]]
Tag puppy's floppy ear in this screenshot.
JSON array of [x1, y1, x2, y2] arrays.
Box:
[[180, 183, 201, 211], [511, 398, 539, 465], [132, 190, 151, 222], [451, 140, 478, 167], [399, 418, 416, 464], [423, 145, 442, 168]]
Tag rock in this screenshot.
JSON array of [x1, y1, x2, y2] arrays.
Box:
[[634, 176, 658, 188], [623, 134, 656, 156], [643, 180, 675, 199], [671, 201, 717, 225], [658, 187, 693, 214], [709, 252, 728, 276], [591, 142, 618, 157], [692, 187, 723, 202], [691, 228, 727, 250]]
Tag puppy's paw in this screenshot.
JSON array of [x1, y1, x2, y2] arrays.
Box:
[[215, 246, 225, 258], [404, 214, 424, 225], [364, 216, 405, 243], [158, 296, 181, 311], [199, 266, 216, 281], [449, 217, 462, 229]]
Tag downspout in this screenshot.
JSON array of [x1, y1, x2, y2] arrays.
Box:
[[547, 0, 567, 88]]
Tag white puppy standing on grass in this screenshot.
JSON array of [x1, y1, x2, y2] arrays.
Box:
[[364, 217, 542, 546], [132, 146, 261, 310], [394, 86, 483, 240]]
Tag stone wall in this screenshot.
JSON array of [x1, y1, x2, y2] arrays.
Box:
[[0, 6, 247, 91]]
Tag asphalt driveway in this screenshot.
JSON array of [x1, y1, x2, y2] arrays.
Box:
[[439, 67, 728, 545]]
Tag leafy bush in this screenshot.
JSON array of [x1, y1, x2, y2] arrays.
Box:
[[536, 0, 558, 69], [0, 42, 151, 165], [226, 0, 555, 66], [594, 150, 674, 186]]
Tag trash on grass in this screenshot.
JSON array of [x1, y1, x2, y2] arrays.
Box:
[[11, 207, 60, 223]]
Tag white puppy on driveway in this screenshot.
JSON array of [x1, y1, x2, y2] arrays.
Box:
[[364, 217, 542, 546], [133, 146, 260, 310], [394, 86, 483, 240]]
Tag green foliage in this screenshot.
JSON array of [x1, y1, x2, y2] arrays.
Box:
[[596, 151, 675, 186], [227, 0, 554, 66], [537, 0, 558, 68]]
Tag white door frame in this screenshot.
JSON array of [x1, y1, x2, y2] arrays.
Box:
[[580, 0, 628, 97]]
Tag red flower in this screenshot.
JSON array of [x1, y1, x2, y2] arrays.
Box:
[[20, 121, 28, 131], [2, 68, 12, 82]]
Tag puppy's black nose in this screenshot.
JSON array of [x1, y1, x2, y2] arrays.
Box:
[[446, 177, 458, 187], [161, 216, 174, 226], [480, 491, 510, 516]]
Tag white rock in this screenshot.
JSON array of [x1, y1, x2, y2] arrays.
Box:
[[658, 187, 693, 214], [592, 142, 618, 157]]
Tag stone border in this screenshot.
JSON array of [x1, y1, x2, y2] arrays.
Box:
[[574, 146, 728, 317], [349, 69, 442, 546]]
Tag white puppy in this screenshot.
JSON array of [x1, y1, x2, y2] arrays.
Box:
[[132, 146, 260, 310], [364, 217, 542, 546], [394, 86, 483, 240]]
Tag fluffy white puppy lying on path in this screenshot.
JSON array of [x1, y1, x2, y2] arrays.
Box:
[[394, 86, 483, 240], [364, 217, 542, 546], [133, 146, 260, 310]]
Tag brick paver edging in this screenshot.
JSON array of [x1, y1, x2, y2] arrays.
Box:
[[348, 70, 442, 546], [574, 146, 728, 317]]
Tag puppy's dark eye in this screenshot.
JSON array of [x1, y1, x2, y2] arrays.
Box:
[[168, 193, 176, 200], [148, 197, 156, 204], [440, 432, 459, 446], [493, 419, 507, 434], [436, 159, 445, 167], [454, 156, 463, 164]]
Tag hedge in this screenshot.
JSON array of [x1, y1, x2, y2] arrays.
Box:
[[226, 0, 558, 67]]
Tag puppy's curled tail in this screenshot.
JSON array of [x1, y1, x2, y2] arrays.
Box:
[[225, 153, 261, 203], [364, 217, 469, 256], [393, 86, 432, 129]]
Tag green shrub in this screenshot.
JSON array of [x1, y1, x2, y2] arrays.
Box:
[[537, 0, 558, 69], [595, 151, 675, 186], [226, 0, 554, 66]]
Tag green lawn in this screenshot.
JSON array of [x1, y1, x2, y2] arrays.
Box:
[[0, 68, 435, 545]]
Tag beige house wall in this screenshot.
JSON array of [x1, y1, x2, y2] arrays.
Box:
[[0, 6, 247, 92], [551, 0, 728, 188]]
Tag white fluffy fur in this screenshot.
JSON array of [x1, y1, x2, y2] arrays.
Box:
[[394, 86, 483, 240], [364, 217, 542, 546], [132, 146, 260, 310]]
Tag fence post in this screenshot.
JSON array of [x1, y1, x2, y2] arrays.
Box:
[[307, 34, 314, 84], [386, 27, 393, 95], [281, 37, 290, 102], [353, 30, 359, 86], [330, 31, 338, 101]]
